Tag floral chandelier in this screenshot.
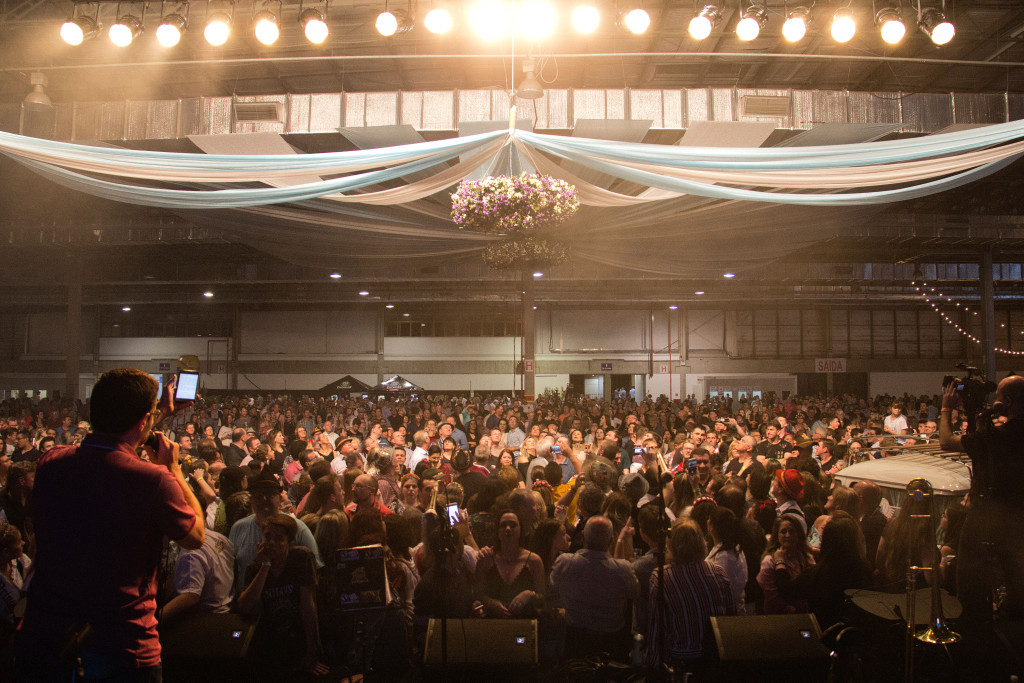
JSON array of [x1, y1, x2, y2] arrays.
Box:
[[452, 173, 578, 270]]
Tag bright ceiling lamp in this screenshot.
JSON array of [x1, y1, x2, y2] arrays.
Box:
[[204, 10, 232, 45], [109, 13, 142, 46], [781, 6, 809, 42], [688, 5, 720, 40], [376, 8, 412, 36], [571, 5, 600, 33], [300, 8, 328, 42], [622, 8, 650, 34], [735, 5, 766, 41], [61, 15, 99, 45], [919, 7, 954, 45], [424, 7, 453, 33], [253, 9, 280, 44], [467, 0, 508, 40], [830, 7, 856, 42], [518, 0, 557, 40], [875, 7, 905, 44], [156, 7, 189, 47]]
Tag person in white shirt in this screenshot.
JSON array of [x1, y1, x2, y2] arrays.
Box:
[[882, 404, 908, 436], [407, 430, 430, 472]]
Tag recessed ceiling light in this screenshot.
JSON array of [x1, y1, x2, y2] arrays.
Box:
[[403, 313, 410, 317], [358, 290, 369, 296], [329, 273, 341, 279], [203, 291, 214, 298], [533, 271, 543, 277], [723, 273, 735, 279], [533, 306, 537, 310], [695, 290, 705, 295], [669, 305, 678, 310], [385, 304, 395, 309], [421, 323, 427, 327], [122, 306, 131, 311]]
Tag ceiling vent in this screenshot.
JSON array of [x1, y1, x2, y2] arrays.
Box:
[[233, 101, 285, 123], [741, 95, 791, 117]]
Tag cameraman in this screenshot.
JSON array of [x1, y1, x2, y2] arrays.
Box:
[[939, 375, 1024, 627], [16, 369, 204, 682]]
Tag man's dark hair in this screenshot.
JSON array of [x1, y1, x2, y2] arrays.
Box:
[[578, 483, 605, 518], [89, 368, 158, 436], [597, 439, 619, 461], [197, 438, 220, 463], [542, 461, 563, 487], [7, 461, 35, 497], [637, 502, 664, 540], [307, 459, 331, 482]]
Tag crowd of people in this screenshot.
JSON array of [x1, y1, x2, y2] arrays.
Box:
[[0, 382, 989, 680]]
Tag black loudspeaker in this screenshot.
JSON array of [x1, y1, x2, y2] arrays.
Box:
[[710, 614, 830, 682], [160, 611, 259, 682], [424, 618, 537, 666]]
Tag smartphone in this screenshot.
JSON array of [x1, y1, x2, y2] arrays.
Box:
[[445, 503, 460, 526], [686, 458, 698, 476], [175, 371, 199, 402], [634, 446, 643, 455], [551, 445, 562, 454]]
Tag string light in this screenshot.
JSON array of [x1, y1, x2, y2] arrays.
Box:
[[912, 280, 1024, 356]]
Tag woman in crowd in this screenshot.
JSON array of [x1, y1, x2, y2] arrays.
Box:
[[392, 473, 421, 516], [758, 512, 815, 614], [475, 509, 545, 618], [809, 484, 860, 552], [468, 479, 506, 549], [265, 429, 287, 476], [644, 518, 735, 670], [875, 490, 935, 591], [705, 507, 748, 615], [773, 512, 871, 629], [237, 513, 327, 679], [516, 436, 538, 482]]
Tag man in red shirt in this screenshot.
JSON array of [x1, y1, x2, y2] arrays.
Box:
[[344, 473, 393, 519], [17, 369, 204, 682]]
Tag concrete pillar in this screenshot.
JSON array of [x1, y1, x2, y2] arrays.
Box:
[[230, 308, 241, 390], [981, 251, 996, 381], [523, 275, 536, 401], [65, 270, 82, 402], [375, 309, 385, 384]]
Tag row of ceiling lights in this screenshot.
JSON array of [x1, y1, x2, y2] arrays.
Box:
[[59, 0, 956, 47]]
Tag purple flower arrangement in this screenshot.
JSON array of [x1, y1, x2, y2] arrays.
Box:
[[451, 173, 579, 234]]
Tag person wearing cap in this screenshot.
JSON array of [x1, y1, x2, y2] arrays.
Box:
[[772, 468, 806, 522], [328, 437, 361, 477], [229, 475, 321, 592]]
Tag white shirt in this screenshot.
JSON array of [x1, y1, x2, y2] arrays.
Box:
[[408, 446, 429, 472]]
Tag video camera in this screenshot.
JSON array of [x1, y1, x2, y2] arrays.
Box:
[[943, 363, 996, 432]]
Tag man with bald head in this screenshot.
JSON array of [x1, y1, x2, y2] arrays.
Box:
[[940, 374, 1024, 629], [551, 515, 639, 659]]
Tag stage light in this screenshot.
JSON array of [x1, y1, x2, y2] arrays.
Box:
[[424, 8, 453, 34], [109, 14, 142, 47], [782, 6, 809, 42], [571, 5, 600, 33], [518, 0, 557, 40], [688, 5, 720, 40], [204, 12, 231, 45], [376, 8, 411, 36], [831, 8, 856, 42], [156, 13, 188, 47], [468, 0, 508, 40], [300, 8, 328, 42], [623, 8, 650, 34], [61, 15, 99, 45], [876, 7, 905, 44], [253, 10, 280, 44], [920, 8, 954, 45], [735, 5, 766, 41]]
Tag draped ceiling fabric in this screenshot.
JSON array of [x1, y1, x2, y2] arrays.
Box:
[[2, 118, 1024, 275]]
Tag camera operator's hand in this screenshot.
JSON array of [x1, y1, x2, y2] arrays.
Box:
[[147, 432, 181, 473]]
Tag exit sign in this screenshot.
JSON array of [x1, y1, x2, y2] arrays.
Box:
[[815, 358, 847, 373]]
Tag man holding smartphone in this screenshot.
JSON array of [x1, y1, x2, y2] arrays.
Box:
[[17, 369, 204, 682]]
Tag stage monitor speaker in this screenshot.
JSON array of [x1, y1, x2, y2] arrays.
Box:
[[710, 614, 830, 682], [424, 618, 537, 666], [160, 610, 259, 660]]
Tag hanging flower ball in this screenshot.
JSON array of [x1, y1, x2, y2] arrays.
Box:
[[451, 173, 579, 235]]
